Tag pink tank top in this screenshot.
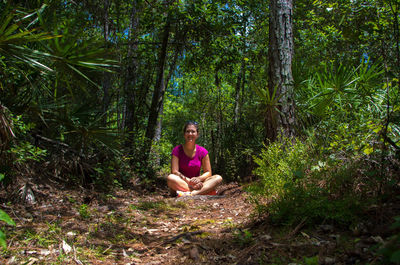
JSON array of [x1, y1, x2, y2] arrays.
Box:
[[171, 144, 208, 178]]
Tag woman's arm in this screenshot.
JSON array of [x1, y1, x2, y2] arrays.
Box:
[[188, 154, 212, 189], [171, 155, 191, 184], [198, 154, 212, 182]]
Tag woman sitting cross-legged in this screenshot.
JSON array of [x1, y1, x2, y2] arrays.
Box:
[[167, 121, 222, 197]]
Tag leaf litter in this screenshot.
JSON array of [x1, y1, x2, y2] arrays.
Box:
[[0, 180, 396, 264]]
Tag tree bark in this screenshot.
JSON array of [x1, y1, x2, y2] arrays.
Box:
[[101, 0, 112, 124], [153, 42, 182, 160], [267, 0, 295, 142], [235, 13, 248, 127], [123, 1, 140, 136], [144, 16, 171, 159], [234, 60, 245, 126]]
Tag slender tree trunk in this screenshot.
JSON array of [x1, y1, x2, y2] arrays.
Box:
[[388, 1, 400, 85], [214, 68, 224, 170], [267, 0, 295, 142], [234, 60, 245, 126], [123, 1, 140, 136], [101, 0, 112, 124], [153, 43, 182, 163], [144, 16, 171, 160], [235, 14, 248, 127], [153, 78, 165, 166]]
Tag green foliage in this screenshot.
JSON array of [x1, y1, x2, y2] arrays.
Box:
[[132, 200, 186, 213], [0, 172, 15, 249], [234, 229, 254, 247], [0, 4, 57, 74], [46, 22, 118, 96], [78, 204, 91, 219], [9, 141, 47, 163], [8, 115, 47, 163], [0, 209, 15, 249], [233, 229, 254, 247], [250, 137, 311, 197], [376, 216, 400, 264], [248, 135, 366, 226], [304, 256, 319, 265], [253, 84, 283, 113]]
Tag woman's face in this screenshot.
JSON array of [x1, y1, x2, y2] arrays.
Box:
[[184, 124, 198, 143]]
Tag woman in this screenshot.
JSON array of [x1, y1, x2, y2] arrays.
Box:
[[167, 121, 222, 197]]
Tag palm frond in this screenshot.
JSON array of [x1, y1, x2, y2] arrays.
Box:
[[0, 6, 59, 73], [0, 104, 15, 151]]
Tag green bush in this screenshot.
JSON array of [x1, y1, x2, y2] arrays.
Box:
[[7, 116, 47, 164], [376, 216, 400, 264], [250, 137, 311, 197], [0, 209, 15, 249], [0, 175, 15, 249], [248, 136, 364, 226]]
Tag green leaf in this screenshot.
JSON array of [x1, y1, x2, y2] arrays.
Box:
[[390, 216, 400, 229], [304, 255, 319, 265], [0, 210, 15, 226], [363, 146, 373, 155], [0, 230, 6, 249], [0, 12, 14, 34], [390, 250, 400, 263]]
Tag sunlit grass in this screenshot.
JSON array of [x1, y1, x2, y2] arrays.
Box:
[[131, 200, 187, 213]]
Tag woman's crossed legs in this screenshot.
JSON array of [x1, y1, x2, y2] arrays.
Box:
[[167, 174, 222, 196]]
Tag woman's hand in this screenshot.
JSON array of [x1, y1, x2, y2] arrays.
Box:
[[189, 177, 203, 190], [193, 182, 203, 190]]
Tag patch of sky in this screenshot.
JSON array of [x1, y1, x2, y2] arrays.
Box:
[[362, 53, 369, 63], [361, 52, 372, 69], [169, 66, 186, 97]]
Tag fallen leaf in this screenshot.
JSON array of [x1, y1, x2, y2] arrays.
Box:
[[62, 240, 72, 254], [189, 247, 199, 260], [26, 257, 38, 265]]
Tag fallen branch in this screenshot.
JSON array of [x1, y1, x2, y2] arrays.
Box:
[[34, 134, 70, 148], [285, 217, 307, 239], [163, 230, 205, 245]]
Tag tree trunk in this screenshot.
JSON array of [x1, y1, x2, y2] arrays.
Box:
[[101, 0, 112, 124], [267, 0, 295, 142], [234, 60, 245, 126], [153, 42, 182, 166], [388, 1, 400, 85], [144, 16, 171, 160], [123, 1, 140, 136], [235, 14, 248, 127], [152, 78, 164, 166]]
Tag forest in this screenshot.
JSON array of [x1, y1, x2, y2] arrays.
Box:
[[0, 0, 399, 264]]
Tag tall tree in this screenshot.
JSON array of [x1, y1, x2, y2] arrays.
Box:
[[267, 0, 295, 142], [101, 0, 112, 123], [123, 0, 140, 138], [144, 13, 171, 160]]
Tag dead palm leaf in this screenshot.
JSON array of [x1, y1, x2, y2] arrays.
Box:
[[0, 103, 15, 151]]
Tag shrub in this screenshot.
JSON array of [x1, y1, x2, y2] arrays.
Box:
[[250, 137, 311, 198], [248, 135, 365, 226]]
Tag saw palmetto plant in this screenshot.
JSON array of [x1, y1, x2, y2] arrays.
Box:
[[0, 3, 57, 148], [0, 104, 15, 152], [0, 4, 58, 74]]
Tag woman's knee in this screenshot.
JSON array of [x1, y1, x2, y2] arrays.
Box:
[[213, 174, 223, 184], [167, 174, 179, 184]]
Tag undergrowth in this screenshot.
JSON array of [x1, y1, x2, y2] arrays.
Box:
[[247, 135, 386, 227]]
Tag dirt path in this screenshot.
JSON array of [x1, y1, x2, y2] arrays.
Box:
[[133, 184, 253, 264], [1, 182, 259, 264], [2, 180, 390, 264]]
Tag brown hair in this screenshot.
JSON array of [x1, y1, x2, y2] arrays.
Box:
[[183, 121, 199, 133]]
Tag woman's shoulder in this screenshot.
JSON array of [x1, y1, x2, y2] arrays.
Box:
[[196, 145, 209, 156], [171, 144, 183, 156]]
